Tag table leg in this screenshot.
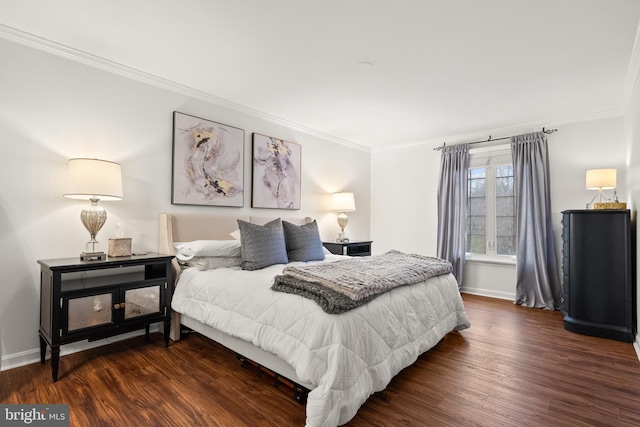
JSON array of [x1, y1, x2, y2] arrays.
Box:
[[163, 319, 171, 347], [51, 345, 60, 382], [39, 335, 47, 364]]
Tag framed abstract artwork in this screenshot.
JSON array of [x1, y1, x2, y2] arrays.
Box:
[[251, 133, 301, 209], [172, 112, 245, 207]]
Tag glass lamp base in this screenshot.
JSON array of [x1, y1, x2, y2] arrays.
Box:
[[336, 232, 349, 243]]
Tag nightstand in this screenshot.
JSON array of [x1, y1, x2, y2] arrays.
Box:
[[38, 253, 175, 381], [323, 241, 372, 257]]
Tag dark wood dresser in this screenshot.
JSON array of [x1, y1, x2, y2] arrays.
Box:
[[561, 210, 635, 342]]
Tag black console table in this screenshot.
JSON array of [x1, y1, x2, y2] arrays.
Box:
[[38, 253, 174, 381], [323, 241, 372, 257]]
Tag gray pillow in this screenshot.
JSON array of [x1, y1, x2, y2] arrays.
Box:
[[237, 219, 289, 270], [282, 220, 325, 262]]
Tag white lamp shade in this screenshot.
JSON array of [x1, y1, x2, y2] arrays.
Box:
[[63, 158, 123, 200], [586, 169, 616, 190], [331, 192, 356, 212]]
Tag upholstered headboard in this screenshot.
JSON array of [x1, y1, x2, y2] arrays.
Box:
[[159, 212, 311, 257], [159, 212, 313, 274]]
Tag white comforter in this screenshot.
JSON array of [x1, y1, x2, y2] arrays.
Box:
[[171, 255, 470, 426]]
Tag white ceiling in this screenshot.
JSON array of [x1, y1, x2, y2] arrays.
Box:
[[1, 0, 639, 150]]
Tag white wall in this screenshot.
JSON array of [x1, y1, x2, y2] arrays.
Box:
[[370, 144, 441, 256], [371, 116, 628, 300], [623, 47, 640, 354], [0, 38, 371, 369]]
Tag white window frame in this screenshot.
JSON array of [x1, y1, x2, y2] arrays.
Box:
[[466, 145, 516, 264]]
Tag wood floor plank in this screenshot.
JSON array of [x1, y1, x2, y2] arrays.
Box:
[[2, 294, 639, 426]]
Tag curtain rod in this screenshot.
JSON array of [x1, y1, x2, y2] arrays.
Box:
[[433, 127, 558, 151]]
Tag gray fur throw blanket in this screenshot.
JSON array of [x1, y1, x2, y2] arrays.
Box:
[[271, 250, 453, 314]]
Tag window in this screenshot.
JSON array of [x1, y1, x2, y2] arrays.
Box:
[[495, 165, 515, 255], [467, 167, 487, 254], [466, 147, 516, 259]]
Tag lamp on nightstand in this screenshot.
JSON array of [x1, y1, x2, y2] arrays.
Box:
[[331, 192, 356, 242], [63, 158, 123, 260]]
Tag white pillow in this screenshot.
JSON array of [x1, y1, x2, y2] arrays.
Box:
[[174, 240, 242, 261], [179, 256, 242, 270], [230, 229, 241, 241]]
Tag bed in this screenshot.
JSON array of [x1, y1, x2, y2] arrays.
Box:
[[159, 212, 470, 427]]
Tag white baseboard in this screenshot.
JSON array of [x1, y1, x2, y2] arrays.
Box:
[[1, 326, 160, 372], [459, 287, 515, 301], [1, 347, 41, 372], [634, 333, 640, 362]]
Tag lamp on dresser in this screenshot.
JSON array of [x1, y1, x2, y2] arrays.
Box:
[[331, 192, 356, 242], [585, 168, 625, 209], [63, 158, 123, 260]]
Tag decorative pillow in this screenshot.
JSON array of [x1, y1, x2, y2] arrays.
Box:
[[282, 220, 325, 262], [230, 229, 241, 241], [179, 256, 242, 270], [174, 240, 241, 261], [237, 219, 289, 270]]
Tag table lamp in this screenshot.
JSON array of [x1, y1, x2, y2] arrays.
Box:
[[331, 192, 356, 242], [586, 168, 625, 210], [63, 158, 123, 260]]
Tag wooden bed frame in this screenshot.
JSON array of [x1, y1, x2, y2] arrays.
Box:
[[158, 212, 314, 399]]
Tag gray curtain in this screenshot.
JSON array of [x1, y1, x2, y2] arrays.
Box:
[[437, 143, 469, 285], [511, 132, 562, 309]]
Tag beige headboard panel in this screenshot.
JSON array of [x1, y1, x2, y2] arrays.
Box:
[[159, 212, 312, 258], [160, 213, 248, 248], [248, 216, 310, 226]]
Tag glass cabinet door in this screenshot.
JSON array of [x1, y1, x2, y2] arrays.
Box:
[[67, 293, 114, 332], [123, 284, 161, 319]]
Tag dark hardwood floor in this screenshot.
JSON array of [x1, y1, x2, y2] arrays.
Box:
[[2, 294, 640, 426]]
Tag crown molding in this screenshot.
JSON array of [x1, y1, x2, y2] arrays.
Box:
[[0, 23, 370, 153], [0, 22, 626, 155], [548, 109, 623, 127], [373, 109, 623, 153]]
